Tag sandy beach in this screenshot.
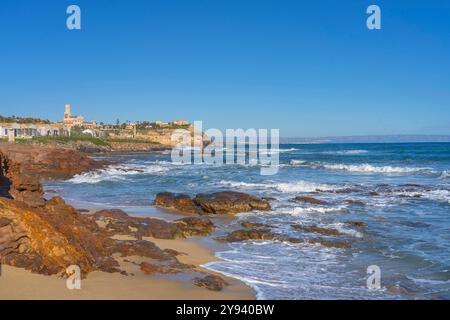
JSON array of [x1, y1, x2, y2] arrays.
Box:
[[0, 237, 255, 300]]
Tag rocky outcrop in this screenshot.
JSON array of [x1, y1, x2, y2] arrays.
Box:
[[90, 209, 215, 239], [0, 198, 95, 275], [174, 217, 215, 237], [194, 192, 271, 214], [154, 191, 271, 215], [153, 192, 202, 214], [0, 148, 45, 207], [0, 144, 106, 180], [0, 144, 219, 279], [293, 196, 327, 205]]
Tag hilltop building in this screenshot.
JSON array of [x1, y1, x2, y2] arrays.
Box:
[[63, 104, 96, 129]]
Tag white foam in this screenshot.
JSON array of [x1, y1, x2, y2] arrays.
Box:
[[321, 150, 369, 155], [69, 163, 169, 184], [218, 180, 337, 193], [318, 163, 431, 174], [439, 171, 450, 179]]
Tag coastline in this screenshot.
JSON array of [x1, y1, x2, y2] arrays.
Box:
[[0, 232, 255, 300], [0, 144, 255, 300]]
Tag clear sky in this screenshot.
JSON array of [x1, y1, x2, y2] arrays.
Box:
[[0, 0, 449, 137]]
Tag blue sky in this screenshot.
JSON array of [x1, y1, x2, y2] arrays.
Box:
[[0, 0, 449, 137]]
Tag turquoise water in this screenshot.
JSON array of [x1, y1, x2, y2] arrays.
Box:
[[45, 143, 450, 299]]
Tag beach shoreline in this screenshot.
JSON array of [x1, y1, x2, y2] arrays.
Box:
[[0, 234, 255, 300]]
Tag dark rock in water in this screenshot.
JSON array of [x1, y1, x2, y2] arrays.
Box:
[[174, 217, 215, 237], [346, 221, 368, 228], [399, 194, 422, 198], [369, 192, 380, 196], [215, 229, 275, 242], [240, 221, 271, 229], [291, 224, 342, 236], [194, 191, 271, 214], [334, 188, 364, 194], [308, 238, 351, 249], [344, 199, 365, 206], [193, 274, 229, 291], [293, 196, 327, 205], [216, 227, 352, 249], [386, 285, 408, 295], [154, 192, 202, 214]]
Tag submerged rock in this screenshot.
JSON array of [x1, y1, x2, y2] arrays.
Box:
[[346, 221, 368, 228], [293, 196, 328, 205], [291, 224, 342, 236], [215, 229, 275, 242], [240, 221, 271, 229]]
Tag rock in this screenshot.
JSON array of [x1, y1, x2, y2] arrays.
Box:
[[215, 229, 275, 242], [291, 224, 342, 236], [139, 262, 181, 275], [0, 151, 44, 207], [154, 192, 201, 214], [0, 144, 107, 181], [261, 197, 276, 202], [369, 191, 379, 196], [91, 209, 185, 240], [240, 221, 271, 229], [114, 240, 178, 261], [344, 199, 365, 206], [302, 238, 351, 249], [194, 191, 271, 214], [346, 221, 368, 228], [399, 194, 422, 198], [386, 285, 408, 295], [193, 274, 229, 291], [174, 217, 215, 237], [0, 198, 94, 276], [293, 196, 327, 205]]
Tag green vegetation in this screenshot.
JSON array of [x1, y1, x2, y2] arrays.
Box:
[[33, 132, 111, 147], [0, 115, 51, 124], [104, 137, 160, 144]]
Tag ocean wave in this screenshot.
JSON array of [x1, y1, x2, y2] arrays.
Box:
[[284, 205, 348, 215], [439, 171, 450, 179], [288, 160, 432, 174], [321, 163, 431, 174], [69, 163, 169, 184], [321, 150, 369, 155], [218, 180, 337, 193]]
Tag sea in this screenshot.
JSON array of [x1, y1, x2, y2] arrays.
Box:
[[44, 143, 450, 299]]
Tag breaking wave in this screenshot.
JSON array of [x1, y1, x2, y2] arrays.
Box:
[[288, 160, 432, 174], [218, 180, 337, 193], [69, 163, 169, 184], [321, 150, 369, 155]]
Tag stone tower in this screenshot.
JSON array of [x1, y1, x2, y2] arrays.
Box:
[[64, 104, 71, 119]]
